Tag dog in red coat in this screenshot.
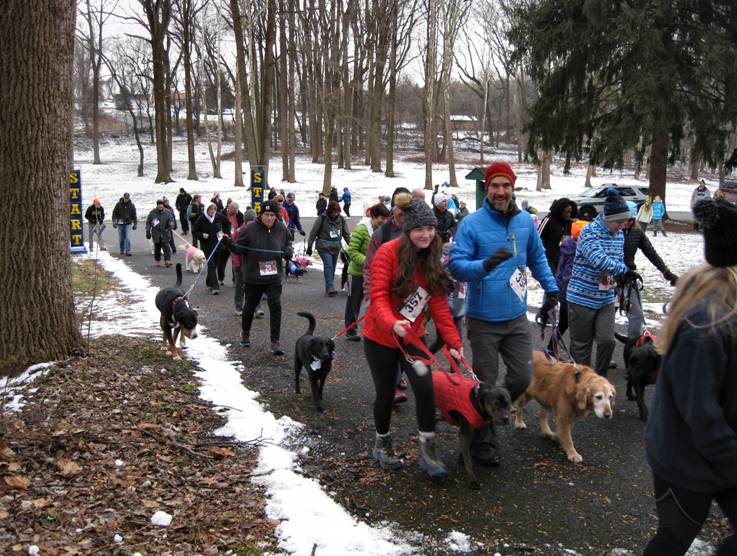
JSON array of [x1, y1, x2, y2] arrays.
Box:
[[432, 355, 511, 489]]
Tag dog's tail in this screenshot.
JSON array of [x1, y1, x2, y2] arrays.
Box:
[[175, 263, 183, 287], [614, 332, 629, 344], [297, 311, 316, 335]]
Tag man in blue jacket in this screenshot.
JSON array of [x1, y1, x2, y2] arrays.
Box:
[[450, 161, 559, 466], [567, 189, 637, 377]]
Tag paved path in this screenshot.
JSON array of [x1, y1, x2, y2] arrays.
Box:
[[94, 220, 717, 555]]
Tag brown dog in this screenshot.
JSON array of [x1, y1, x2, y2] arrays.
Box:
[[514, 351, 616, 463]]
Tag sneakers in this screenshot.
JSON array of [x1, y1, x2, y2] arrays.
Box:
[[156, 261, 161, 267], [125, 252, 132, 257], [271, 341, 284, 356], [327, 289, 338, 297], [234, 309, 243, 316], [240, 337, 251, 348], [418, 435, 446, 478], [371, 433, 403, 470], [211, 289, 219, 296], [345, 331, 361, 342], [165, 261, 172, 267], [255, 309, 265, 318], [393, 388, 407, 404]]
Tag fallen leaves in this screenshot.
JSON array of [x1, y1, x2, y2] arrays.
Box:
[[55, 459, 82, 477], [208, 446, 235, 459], [3, 475, 31, 490]]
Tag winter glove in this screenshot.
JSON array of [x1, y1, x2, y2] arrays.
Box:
[[146, 231, 151, 240], [621, 269, 642, 285], [299, 229, 306, 236], [483, 247, 513, 272], [535, 292, 559, 327], [663, 270, 678, 286], [306, 247, 313, 256], [112, 223, 117, 229], [132, 224, 137, 230]]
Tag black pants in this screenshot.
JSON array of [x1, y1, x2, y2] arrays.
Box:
[[644, 474, 737, 555], [343, 275, 364, 332], [153, 240, 171, 261], [242, 282, 282, 342], [216, 249, 229, 283], [343, 203, 351, 217], [363, 337, 435, 435]]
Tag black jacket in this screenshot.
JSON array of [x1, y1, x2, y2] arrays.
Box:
[[146, 207, 177, 243], [175, 192, 192, 212], [434, 206, 456, 242], [316, 198, 327, 216], [538, 198, 576, 274], [646, 304, 737, 491], [623, 225, 668, 273], [112, 199, 137, 226], [85, 205, 104, 224], [188, 201, 204, 224], [225, 219, 292, 285], [193, 212, 230, 255]]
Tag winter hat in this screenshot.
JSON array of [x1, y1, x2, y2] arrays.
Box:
[[402, 199, 437, 232], [571, 219, 587, 240], [626, 200, 638, 219], [390, 186, 411, 208], [179, 187, 185, 193], [123, 192, 130, 199], [287, 192, 295, 200], [259, 199, 279, 215], [603, 188, 630, 221], [692, 198, 737, 268], [327, 200, 341, 214], [433, 191, 448, 207], [484, 162, 517, 187]]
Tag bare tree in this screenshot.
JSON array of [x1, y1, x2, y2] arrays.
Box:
[[423, 0, 438, 189], [1, 1, 83, 374], [76, 0, 119, 165]]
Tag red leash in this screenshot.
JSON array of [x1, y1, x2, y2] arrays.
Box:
[[331, 315, 366, 340]]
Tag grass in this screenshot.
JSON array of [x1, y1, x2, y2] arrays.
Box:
[[72, 258, 115, 298]]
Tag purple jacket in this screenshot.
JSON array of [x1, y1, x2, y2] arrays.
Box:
[[555, 237, 577, 298]]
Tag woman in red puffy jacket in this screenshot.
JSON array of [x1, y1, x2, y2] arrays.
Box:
[[363, 199, 463, 478]]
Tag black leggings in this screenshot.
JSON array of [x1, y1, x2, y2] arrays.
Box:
[[644, 474, 737, 555], [363, 337, 435, 435]]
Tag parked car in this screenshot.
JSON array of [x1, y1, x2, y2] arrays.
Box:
[[571, 184, 650, 221], [718, 180, 737, 204]]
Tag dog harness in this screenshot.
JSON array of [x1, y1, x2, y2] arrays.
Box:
[[432, 370, 488, 429], [169, 295, 185, 327]]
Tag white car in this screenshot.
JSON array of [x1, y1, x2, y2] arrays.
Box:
[[572, 184, 650, 221]]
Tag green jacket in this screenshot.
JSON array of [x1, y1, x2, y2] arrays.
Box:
[[347, 222, 372, 277]]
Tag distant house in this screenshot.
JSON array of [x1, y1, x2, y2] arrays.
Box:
[[450, 114, 478, 134], [114, 92, 149, 110]]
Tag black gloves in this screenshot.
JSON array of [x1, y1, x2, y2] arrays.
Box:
[[622, 269, 642, 284], [663, 270, 678, 286], [535, 291, 559, 326], [306, 247, 313, 256], [145, 231, 151, 240], [299, 229, 306, 236], [483, 247, 513, 272]]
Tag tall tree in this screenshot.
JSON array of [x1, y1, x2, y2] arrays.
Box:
[[508, 0, 737, 200], [1, 1, 83, 374], [423, 0, 438, 189]]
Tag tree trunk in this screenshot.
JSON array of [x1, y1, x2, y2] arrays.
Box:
[[230, 0, 259, 167], [278, 0, 290, 181], [258, 0, 277, 175], [536, 150, 551, 191], [286, 0, 296, 182], [384, 0, 398, 178], [233, 66, 245, 187], [423, 0, 437, 189], [370, 0, 390, 173], [649, 127, 668, 201], [479, 76, 488, 164], [1, 1, 83, 374], [182, 3, 198, 180], [584, 164, 596, 186]]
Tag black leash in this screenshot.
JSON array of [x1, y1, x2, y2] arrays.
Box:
[[537, 306, 574, 363]]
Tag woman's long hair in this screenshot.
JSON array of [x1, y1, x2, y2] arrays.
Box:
[[657, 263, 737, 353], [392, 233, 452, 299]]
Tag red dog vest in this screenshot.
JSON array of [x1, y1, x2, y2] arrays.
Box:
[[432, 370, 488, 429]]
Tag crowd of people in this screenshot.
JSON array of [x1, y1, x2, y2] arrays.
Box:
[[84, 168, 737, 554]]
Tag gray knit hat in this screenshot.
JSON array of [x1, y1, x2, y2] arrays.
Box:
[[402, 199, 437, 232]]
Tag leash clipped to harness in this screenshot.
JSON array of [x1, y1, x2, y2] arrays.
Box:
[[395, 330, 479, 383]]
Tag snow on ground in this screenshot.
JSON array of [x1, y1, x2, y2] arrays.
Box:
[[80, 250, 416, 555], [0, 363, 53, 412], [75, 138, 707, 221]]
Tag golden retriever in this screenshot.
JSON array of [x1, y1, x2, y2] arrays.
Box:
[[514, 351, 616, 463]]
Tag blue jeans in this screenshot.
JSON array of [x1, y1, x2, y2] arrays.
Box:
[[179, 209, 189, 233], [117, 224, 132, 254], [318, 249, 339, 291]]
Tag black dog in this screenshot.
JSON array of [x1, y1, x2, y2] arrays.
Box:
[[154, 263, 198, 360], [339, 249, 350, 291], [294, 312, 336, 412], [615, 331, 661, 421]]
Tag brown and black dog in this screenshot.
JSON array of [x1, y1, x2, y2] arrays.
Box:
[[154, 263, 198, 360], [615, 331, 661, 421], [514, 352, 616, 463]]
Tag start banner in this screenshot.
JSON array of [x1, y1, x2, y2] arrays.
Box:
[[69, 170, 86, 254], [250, 166, 267, 215]]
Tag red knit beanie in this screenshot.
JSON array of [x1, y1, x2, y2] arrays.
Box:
[[484, 162, 517, 187]]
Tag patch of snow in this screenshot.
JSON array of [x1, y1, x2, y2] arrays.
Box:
[[686, 538, 715, 556], [150, 510, 173, 527], [446, 531, 472, 552], [113, 534, 123, 543], [28, 546, 40, 556], [1, 362, 52, 412]]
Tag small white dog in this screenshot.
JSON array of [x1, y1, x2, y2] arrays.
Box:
[[181, 243, 206, 273]]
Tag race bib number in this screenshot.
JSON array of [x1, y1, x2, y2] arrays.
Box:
[[598, 272, 615, 291], [329, 229, 339, 239], [400, 286, 430, 322], [152, 218, 160, 227], [457, 282, 466, 300], [509, 267, 527, 302], [259, 260, 278, 276]]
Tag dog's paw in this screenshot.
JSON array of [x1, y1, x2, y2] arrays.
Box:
[[172, 354, 182, 361], [160, 345, 169, 352], [514, 421, 527, 430], [467, 479, 480, 490], [543, 431, 558, 441], [567, 452, 583, 464]]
